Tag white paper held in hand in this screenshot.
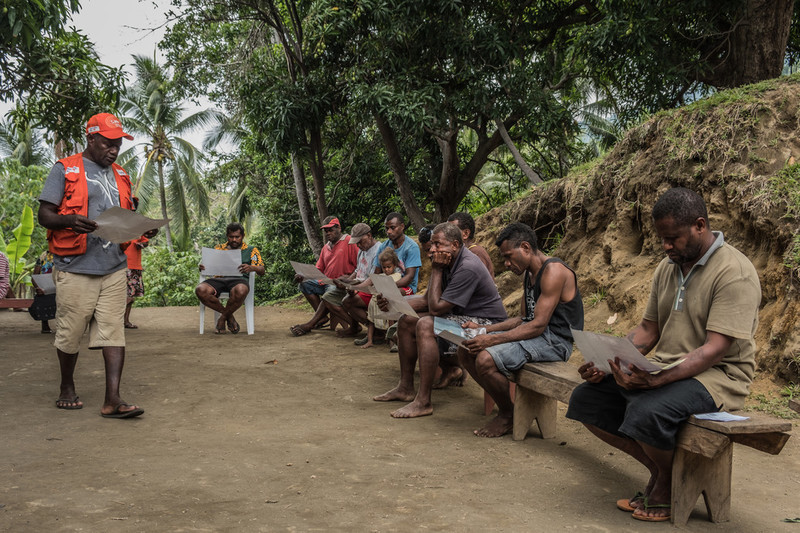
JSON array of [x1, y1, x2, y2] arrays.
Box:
[[289, 261, 333, 284], [571, 328, 684, 375], [201, 248, 243, 277], [92, 206, 168, 244], [368, 273, 419, 318]]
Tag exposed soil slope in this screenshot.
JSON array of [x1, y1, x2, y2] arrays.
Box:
[[475, 75, 800, 384]]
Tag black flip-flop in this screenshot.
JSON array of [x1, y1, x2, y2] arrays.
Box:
[[101, 403, 144, 419], [55, 396, 83, 410]]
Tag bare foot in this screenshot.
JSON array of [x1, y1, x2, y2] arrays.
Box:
[[336, 324, 362, 338], [474, 414, 513, 437], [360, 341, 373, 349], [433, 366, 467, 389], [372, 386, 415, 402], [215, 316, 228, 334], [391, 400, 433, 418], [227, 315, 240, 334]]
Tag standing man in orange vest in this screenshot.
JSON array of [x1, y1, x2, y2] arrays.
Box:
[[38, 113, 157, 419]]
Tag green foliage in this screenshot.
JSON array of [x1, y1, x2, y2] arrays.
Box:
[[137, 247, 201, 307], [0, 204, 35, 297], [0, 159, 48, 255], [118, 55, 216, 253], [746, 393, 800, 420], [0, 0, 124, 148]]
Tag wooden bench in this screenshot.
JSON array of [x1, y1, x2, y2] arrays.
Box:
[[511, 361, 793, 525], [0, 298, 33, 310]]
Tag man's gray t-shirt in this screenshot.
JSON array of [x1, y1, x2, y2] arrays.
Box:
[[39, 157, 128, 275]]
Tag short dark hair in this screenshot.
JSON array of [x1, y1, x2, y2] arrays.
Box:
[[495, 222, 538, 251], [226, 222, 245, 236], [447, 212, 476, 240], [433, 222, 463, 245], [652, 187, 708, 227], [384, 212, 405, 226], [417, 224, 436, 244]]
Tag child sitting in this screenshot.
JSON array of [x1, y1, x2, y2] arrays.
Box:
[[362, 248, 412, 349]]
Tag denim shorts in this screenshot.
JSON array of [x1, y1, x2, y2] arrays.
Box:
[[299, 279, 328, 296], [485, 328, 573, 378], [566, 376, 717, 450]]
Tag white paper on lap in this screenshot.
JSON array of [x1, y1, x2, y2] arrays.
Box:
[[92, 206, 168, 244], [290, 261, 333, 284], [369, 273, 419, 318], [32, 274, 56, 294], [201, 248, 243, 277], [571, 328, 669, 374]]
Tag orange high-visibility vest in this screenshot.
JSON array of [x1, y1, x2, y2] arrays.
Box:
[[47, 153, 134, 256]]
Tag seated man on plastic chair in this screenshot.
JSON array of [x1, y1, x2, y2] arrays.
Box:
[[196, 223, 265, 334]]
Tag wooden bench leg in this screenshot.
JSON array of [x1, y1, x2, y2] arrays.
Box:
[[671, 442, 732, 525], [513, 386, 557, 441]]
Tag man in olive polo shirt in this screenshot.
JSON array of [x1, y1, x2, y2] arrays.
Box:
[[197, 223, 265, 334], [566, 188, 761, 522]]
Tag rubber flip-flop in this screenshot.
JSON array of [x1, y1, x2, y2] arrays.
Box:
[[56, 396, 83, 410], [617, 491, 644, 512], [101, 403, 144, 419], [124, 323, 138, 329], [631, 497, 671, 522]]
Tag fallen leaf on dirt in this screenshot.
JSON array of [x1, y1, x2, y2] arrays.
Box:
[[607, 313, 618, 325]]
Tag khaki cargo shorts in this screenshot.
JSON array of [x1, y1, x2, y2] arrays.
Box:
[[54, 268, 127, 353]]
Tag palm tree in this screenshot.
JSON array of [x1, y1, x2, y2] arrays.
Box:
[[0, 104, 54, 167], [118, 54, 219, 252]]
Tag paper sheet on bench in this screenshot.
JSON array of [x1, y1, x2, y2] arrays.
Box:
[[201, 248, 243, 277], [571, 328, 669, 374], [369, 273, 419, 319], [694, 412, 749, 422], [31, 274, 56, 295], [290, 261, 332, 284], [92, 206, 168, 244]]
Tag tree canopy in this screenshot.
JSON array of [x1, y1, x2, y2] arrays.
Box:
[[0, 0, 124, 149]]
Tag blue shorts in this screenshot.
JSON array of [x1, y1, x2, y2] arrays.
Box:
[[299, 279, 332, 296], [565, 376, 717, 450], [486, 328, 573, 378]]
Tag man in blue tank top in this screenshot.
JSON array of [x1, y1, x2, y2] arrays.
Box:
[[461, 223, 584, 437]]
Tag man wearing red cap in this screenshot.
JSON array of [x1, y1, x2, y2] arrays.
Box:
[[290, 215, 358, 336], [37, 112, 157, 419]]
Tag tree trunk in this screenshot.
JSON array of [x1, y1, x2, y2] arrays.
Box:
[[291, 152, 323, 256], [307, 127, 328, 222], [432, 118, 517, 221], [373, 113, 427, 232], [697, 0, 794, 88], [157, 160, 174, 253], [494, 119, 543, 186], [433, 129, 460, 221]]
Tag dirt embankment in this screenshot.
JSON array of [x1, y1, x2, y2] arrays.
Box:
[[474, 75, 800, 385]]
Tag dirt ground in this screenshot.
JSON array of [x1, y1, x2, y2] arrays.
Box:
[[1, 305, 798, 532]]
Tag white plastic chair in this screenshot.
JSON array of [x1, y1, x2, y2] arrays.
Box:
[[198, 271, 255, 335]]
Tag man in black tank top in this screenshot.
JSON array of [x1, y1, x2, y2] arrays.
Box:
[[461, 223, 584, 438]]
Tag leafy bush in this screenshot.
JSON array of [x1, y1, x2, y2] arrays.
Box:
[[138, 247, 201, 307]]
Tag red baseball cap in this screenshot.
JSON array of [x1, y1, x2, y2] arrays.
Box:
[[321, 217, 340, 229], [86, 113, 134, 140]]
